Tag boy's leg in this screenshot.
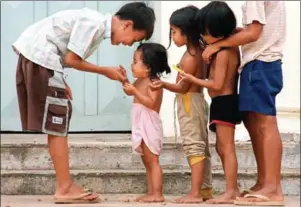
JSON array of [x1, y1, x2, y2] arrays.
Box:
[[48, 135, 97, 201], [242, 112, 283, 202], [243, 113, 265, 193], [207, 124, 240, 204], [139, 141, 164, 203], [238, 60, 283, 203], [16, 55, 98, 203]]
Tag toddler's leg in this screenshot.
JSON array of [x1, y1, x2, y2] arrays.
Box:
[[138, 141, 164, 203], [206, 124, 240, 204], [135, 155, 153, 201]]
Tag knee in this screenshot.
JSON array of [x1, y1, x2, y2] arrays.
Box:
[[144, 156, 159, 169]]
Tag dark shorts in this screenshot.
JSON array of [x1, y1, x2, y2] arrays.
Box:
[[16, 54, 72, 136], [239, 60, 283, 116], [209, 95, 242, 132]]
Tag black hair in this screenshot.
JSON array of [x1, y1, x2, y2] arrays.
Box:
[[136, 43, 171, 79], [168, 5, 200, 50], [115, 2, 156, 40], [196, 1, 236, 38]]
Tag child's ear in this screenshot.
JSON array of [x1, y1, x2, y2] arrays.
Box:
[[123, 20, 134, 29]]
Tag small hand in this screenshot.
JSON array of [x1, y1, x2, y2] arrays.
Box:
[[123, 82, 136, 96], [119, 65, 129, 84], [179, 72, 194, 82], [149, 80, 163, 91], [106, 68, 127, 83], [64, 82, 73, 100], [202, 44, 220, 64]]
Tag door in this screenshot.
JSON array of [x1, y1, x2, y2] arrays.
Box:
[[1, 1, 149, 132]]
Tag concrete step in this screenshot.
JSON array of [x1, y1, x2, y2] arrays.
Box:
[[1, 168, 299, 196], [2, 195, 300, 207], [1, 134, 300, 171], [1, 195, 300, 207]]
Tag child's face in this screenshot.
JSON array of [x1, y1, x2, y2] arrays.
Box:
[[200, 34, 223, 45], [131, 50, 149, 78], [170, 25, 187, 47], [111, 20, 146, 46]]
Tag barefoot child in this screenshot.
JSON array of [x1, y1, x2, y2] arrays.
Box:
[[13, 2, 155, 204], [202, 1, 286, 206], [122, 43, 171, 203], [180, 2, 241, 204], [150, 6, 213, 204]]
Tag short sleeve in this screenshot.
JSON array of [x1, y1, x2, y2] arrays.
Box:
[[243, 1, 267, 25], [67, 14, 105, 59]]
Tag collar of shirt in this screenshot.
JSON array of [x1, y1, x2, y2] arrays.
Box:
[[104, 13, 112, 39]]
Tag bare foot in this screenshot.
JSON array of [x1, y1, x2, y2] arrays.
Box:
[[139, 194, 165, 203], [135, 194, 150, 202], [54, 182, 99, 201], [173, 193, 203, 204], [207, 191, 240, 204]]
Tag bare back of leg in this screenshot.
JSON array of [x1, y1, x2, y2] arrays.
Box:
[[206, 124, 240, 204], [241, 113, 283, 202], [135, 155, 153, 201], [243, 113, 265, 195], [138, 140, 164, 203]]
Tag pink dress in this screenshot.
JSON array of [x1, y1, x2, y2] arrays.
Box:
[[131, 103, 163, 155]]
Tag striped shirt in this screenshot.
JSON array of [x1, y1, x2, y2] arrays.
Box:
[[240, 1, 286, 69], [12, 8, 112, 73]]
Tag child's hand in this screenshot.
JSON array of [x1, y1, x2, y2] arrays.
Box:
[[119, 65, 130, 84], [149, 80, 163, 91], [202, 44, 220, 64], [66, 86, 73, 100], [123, 82, 136, 96], [106, 68, 127, 83], [64, 81, 73, 100], [179, 72, 194, 83]]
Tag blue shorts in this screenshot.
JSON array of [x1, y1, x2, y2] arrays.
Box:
[[239, 60, 283, 116]]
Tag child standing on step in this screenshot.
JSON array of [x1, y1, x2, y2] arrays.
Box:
[[122, 43, 171, 203], [150, 6, 213, 204], [13, 2, 155, 204], [180, 2, 242, 204]]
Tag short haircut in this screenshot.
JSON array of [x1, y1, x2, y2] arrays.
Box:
[[115, 2, 156, 40], [196, 1, 236, 38]]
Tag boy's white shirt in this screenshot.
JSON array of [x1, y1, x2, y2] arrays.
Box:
[[240, 1, 286, 70], [12, 8, 112, 73]]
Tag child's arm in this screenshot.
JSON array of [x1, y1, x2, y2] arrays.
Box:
[[64, 51, 127, 82], [123, 83, 160, 109], [202, 1, 266, 63], [182, 50, 228, 91], [202, 23, 263, 63], [151, 57, 196, 94]]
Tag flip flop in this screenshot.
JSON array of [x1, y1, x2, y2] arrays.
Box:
[[54, 192, 101, 204], [240, 189, 254, 196], [234, 194, 285, 206]]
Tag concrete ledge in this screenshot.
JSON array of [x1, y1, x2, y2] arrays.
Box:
[[1, 169, 300, 196], [1, 134, 300, 170]]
